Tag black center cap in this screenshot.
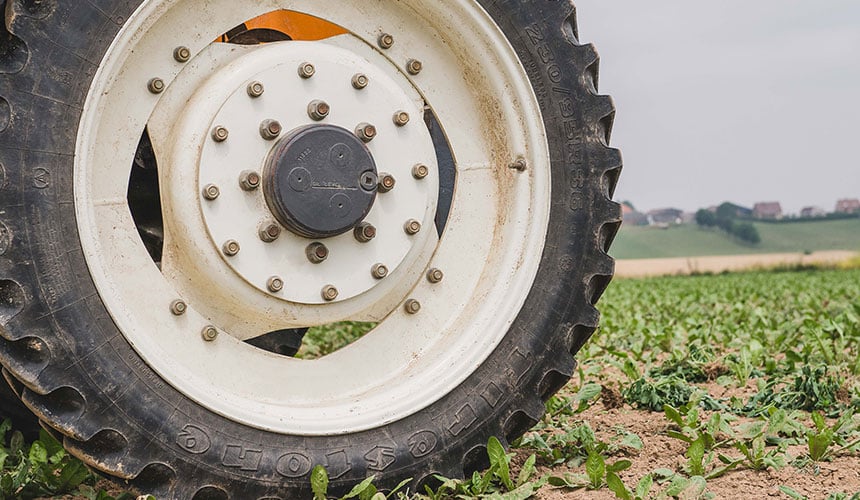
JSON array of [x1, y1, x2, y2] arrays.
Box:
[[264, 124, 378, 239]]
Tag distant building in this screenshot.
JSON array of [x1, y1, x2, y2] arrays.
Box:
[[835, 198, 860, 214], [647, 208, 684, 225], [800, 206, 826, 218], [714, 202, 753, 219], [752, 202, 783, 220], [621, 202, 649, 226]]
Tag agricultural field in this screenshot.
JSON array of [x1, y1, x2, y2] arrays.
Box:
[[3, 268, 859, 499]]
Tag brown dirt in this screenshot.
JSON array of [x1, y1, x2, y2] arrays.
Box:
[[615, 251, 859, 278]]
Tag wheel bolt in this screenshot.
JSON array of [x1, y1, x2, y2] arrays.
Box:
[[412, 164, 429, 179], [222, 240, 241, 257], [406, 59, 423, 75], [404, 299, 421, 315], [404, 219, 422, 235], [170, 299, 188, 316], [298, 62, 316, 79], [378, 33, 394, 49], [321, 285, 339, 302], [260, 119, 282, 140], [393, 111, 410, 127], [427, 268, 444, 284], [306, 242, 329, 264], [267, 276, 284, 293], [201, 326, 218, 342], [239, 170, 261, 191], [211, 126, 229, 142], [202, 184, 220, 201], [147, 78, 165, 94], [247, 81, 265, 98], [378, 173, 396, 193], [259, 222, 281, 243], [509, 159, 527, 171], [371, 263, 389, 280], [352, 73, 369, 90], [173, 46, 191, 63], [354, 222, 377, 243], [356, 123, 377, 143], [308, 100, 331, 121]]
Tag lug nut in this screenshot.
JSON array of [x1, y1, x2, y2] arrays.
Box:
[[267, 276, 285, 293], [321, 285, 339, 302], [247, 81, 265, 98], [306, 242, 329, 264], [354, 222, 377, 243], [201, 326, 219, 342], [378, 33, 395, 49], [509, 159, 527, 171], [406, 59, 423, 75], [393, 111, 410, 127], [170, 300, 188, 316], [259, 222, 281, 243], [308, 100, 331, 121], [356, 123, 377, 143], [352, 73, 369, 89], [173, 46, 191, 63], [211, 126, 229, 142], [404, 299, 421, 315], [378, 173, 396, 193], [404, 219, 422, 235], [371, 263, 389, 280], [147, 78, 165, 94], [222, 240, 241, 257], [298, 62, 316, 79], [260, 119, 282, 141], [202, 184, 220, 201], [239, 170, 261, 191], [412, 164, 429, 179], [427, 268, 444, 284]]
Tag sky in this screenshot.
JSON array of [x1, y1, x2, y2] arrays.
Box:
[[574, 0, 860, 215]]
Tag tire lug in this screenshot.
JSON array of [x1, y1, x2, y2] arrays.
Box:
[[321, 285, 339, 302], [378, 33, 395, 49], [355, 123, 377, 143], [259, 222, 281, 243], [201, 326, 219, 342], [170, 300, 188, 316], [147, 77, 165, 94], [404, 299, 421, 315], [509, 159, 527, 171], [211, 126, 229, 142], [222, 240, 241, 257], [352, 73, 369, 90], [260, 119, 282, 141], [247, 81, 265, 98], [393, 111, 410, 127], [202, 184, 220, 201], [308, 100, 331, 121], [239, 170, 261, 191], [173, 46, 191, 63], [371, 263, 389, 280], [378, 173, 396, 193], [298, 62, 316, 79], [267, 276, 284, 293], [412, 164, 429, 179], [406, 59, 423, 75], [404, 219, 422, 235], [306, 242, 329, 264], [354, 222, 377, 243], [427, 268, 444, 284]]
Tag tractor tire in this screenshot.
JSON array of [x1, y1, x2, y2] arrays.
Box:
[[0, 0, 621, 498]]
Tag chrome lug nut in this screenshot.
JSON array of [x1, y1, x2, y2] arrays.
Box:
[[355, 123, 377, 143], [321, 285, 339, 302], [147, 77, 165, 94], [406, 59, 423, 75], [173, 46, 191, 63], [308, 100, 331, 121], [260, 119, 282, 141], [222, 240, 241, 257], [404, 219, 422, 235], [404, 299, 421, 315], [201, 326, 219, 342], [371, 263, 389, 280], [354, 222, 377, 243], [267, 276, 285, 293], [202, 184, 220, 201], [259, 222, 282, 243], [170, 299, 188, 316], [306, 242, 329, 264], [412, 164, 429, 179], [393, 111, 410, 127], [378, 33, 394, 49], [378, 173, 396, 193], [298, 62, 316, 79], [352, 73, 369, 89], [239, 170, 261, 191], [211, 126, 229, 142], [247, 81, 265, 98], [427, 268, 444, 284]]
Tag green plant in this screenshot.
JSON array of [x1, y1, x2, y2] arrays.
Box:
[[310, 465, 410, 500], [806, 410, 860, 462]]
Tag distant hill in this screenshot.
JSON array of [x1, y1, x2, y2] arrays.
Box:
[[611, 219, 860, 259]]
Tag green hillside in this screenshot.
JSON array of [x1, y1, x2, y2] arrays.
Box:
[[611, 219, 860, 259]]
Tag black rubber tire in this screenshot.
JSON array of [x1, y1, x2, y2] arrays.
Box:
[[0, 1, 622, 498]]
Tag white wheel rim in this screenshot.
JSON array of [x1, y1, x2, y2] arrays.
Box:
[[75, 0, 551, 435]]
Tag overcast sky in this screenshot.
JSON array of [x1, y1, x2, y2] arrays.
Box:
[[574, 0, 860, 214]]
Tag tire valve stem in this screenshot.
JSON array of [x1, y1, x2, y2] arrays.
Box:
[[173, 46, 191, 63], [222, 240, 241, 257], [352, 73, 369, 90], [404, 219, 422, 236], [509, 159, 527, 171], [371, 263, 389, 280], [147, 78, 166, 94], [201, 326, 219, 342], [322, 285, 339, 302], [170, 300, 188, 316], [427, 268, 444, 284], [404, 299, 422, 315], [306, 242, 329, 264], [267, 276, 284, 293], [308, 100, 331, 121], [211, 126, 229, 143]]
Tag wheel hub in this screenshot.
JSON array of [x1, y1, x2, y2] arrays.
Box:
[[264, 124, 378, 239]]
